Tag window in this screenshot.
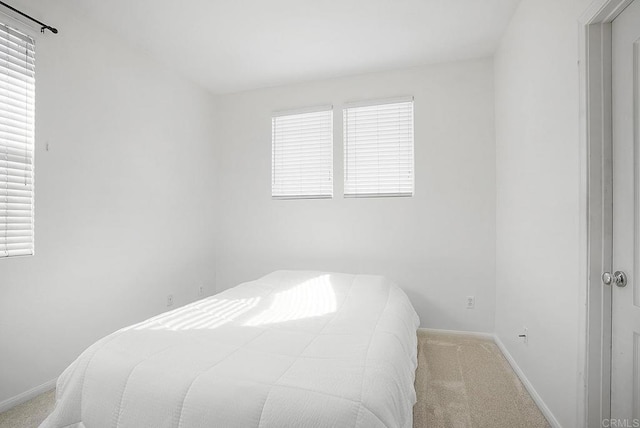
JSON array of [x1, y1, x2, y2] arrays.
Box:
[[0, 24, 35, 258], [343, 98, 414, 198], [272, 107, 333, 199]]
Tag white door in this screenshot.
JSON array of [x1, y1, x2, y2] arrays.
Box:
[[612, 0, 640, 420]]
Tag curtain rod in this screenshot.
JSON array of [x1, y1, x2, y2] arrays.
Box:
[[0, 1, 57, 34]]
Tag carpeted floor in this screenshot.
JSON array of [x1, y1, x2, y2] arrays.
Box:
[[413, 330, 550, 428], [0, 330, 549, 428], [0, 389, 55, 428]]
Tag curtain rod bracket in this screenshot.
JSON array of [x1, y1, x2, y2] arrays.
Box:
[[0, 1, 58, 35], [41, 25, 57, 34]]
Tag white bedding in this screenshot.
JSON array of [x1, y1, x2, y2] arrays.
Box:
[[41, 271, 420, 428]]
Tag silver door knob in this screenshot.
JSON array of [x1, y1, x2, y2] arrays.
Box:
[[602, 271, 627, 287]]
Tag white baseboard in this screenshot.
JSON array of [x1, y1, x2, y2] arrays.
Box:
[[493, 335, 561, 428], [419, 327, 495, 340], [0, 378, 56, 414]]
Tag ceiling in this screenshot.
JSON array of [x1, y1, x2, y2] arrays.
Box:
[[69, 0, 522, 95]]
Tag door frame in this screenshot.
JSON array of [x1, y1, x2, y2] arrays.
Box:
[[579, 0, 634, 426]]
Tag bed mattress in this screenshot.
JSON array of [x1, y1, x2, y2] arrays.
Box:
[[40, 270, 420, 428]]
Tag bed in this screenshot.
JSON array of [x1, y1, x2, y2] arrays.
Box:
[[41, 270, 420, 428]]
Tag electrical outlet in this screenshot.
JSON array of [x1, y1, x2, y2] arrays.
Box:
[[466, 296, 475, 309], [167, 294, 174, 307], [198, 285, 204, 297]]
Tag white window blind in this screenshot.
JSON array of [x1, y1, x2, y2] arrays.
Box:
[[0, 24, 35, 258], [272, 107, 333, 199], [344, 98, 414, 198]]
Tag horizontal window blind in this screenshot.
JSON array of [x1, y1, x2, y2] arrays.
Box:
[[0, 24, 35, 258], [344, 98, 414, 198], [272, 108, 333, 199]]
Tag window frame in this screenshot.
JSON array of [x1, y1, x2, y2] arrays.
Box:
[[271, 105, 334, 200], [0, 21, 36, 259], [343, 96, 415, 199]]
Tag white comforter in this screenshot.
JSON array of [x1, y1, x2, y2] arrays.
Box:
[[41, 271, 420, 428]]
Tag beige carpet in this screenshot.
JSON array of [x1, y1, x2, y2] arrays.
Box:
[[0, 331, 549, 428], [0, 389, 55, 428], [413, 330, 550, 428]]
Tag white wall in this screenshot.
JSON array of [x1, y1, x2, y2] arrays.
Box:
[[0, 2, 218, 405], [494, 0, 590, 426], [215, 59, 496, 333]]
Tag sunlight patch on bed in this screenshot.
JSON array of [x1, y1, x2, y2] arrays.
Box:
[[244, 274, 336, 326], [128, 297, 261, 331]]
